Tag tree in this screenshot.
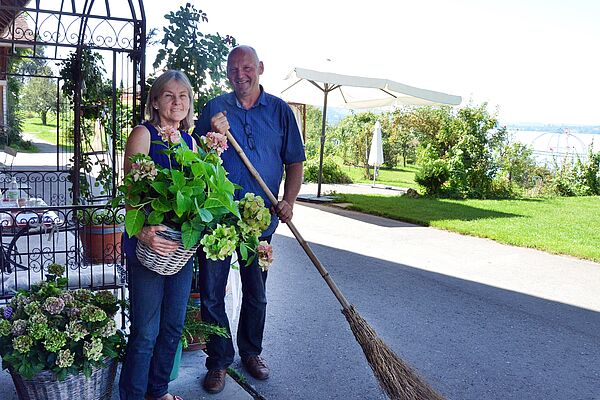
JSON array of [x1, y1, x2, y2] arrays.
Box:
[[386, 108, 418, 167], [21, 71, 57, 125], [497, 141, 537, 186], [331, 112, 379, 177], [153, 3, 236, 112], [407, 103, 507, 198]]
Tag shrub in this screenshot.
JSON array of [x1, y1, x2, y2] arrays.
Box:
[[303, 157, 352, 184], [414, 159, 450, 195]]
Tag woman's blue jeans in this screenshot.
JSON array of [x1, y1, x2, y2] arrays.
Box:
[[119, 250, 193, 400], [199, 236, 271, 371]]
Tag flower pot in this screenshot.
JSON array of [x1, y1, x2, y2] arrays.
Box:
[[10, 358, 118, 400], [169, 340, 183, 381], [183, 294, 207, 352], [79, 223, 124, 264], [136, 226, 199, 275]]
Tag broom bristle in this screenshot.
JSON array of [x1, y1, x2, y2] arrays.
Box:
[[342, 306, 445, 400]]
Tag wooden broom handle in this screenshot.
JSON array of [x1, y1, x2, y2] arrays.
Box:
[[225, 130, 352, 311]]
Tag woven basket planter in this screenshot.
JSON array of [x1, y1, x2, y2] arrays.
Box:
[[136, 226, 199, 275], [10, 358, 117, 400]]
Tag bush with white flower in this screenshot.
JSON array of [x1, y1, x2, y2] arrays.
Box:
[[0, 263, 125, 380], [115, 126, 273, 267]]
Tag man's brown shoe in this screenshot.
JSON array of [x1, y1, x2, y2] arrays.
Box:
[[241, 355, 270, 380], [203, 369, 226, 394]]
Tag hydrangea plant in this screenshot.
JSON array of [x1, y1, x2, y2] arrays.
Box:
[[115, 127, 273, 266], [0, 263, 125, 380]]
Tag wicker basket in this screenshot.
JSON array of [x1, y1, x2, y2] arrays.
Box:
[[10, 358, 117, 400], [136, 226, 199, 275]]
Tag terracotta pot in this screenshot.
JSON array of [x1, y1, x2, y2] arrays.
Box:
[[79, 224, 123, 264]]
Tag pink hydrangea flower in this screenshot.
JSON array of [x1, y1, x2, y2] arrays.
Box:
[[257, 241, 273, 271], [131, 159, 157, 181], [201, 131, 229, 156], [158, 125, 182, 143]]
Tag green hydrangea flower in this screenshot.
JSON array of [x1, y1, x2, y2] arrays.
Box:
[[24, 301, 41, 316], [83, 337, 103, 361], [94, 290, 116, 305], [200, 224, 239, 261], [13, 335, 33, 353], [28, 314, 49, 340], [73, 289, 93, 302], [100, 319, 117, 338], [237, 193, 271, 239], [66, 320, 88, 342], [44, 329, 67, 353], [47, 263, 65, 277], [56, 349, 74, 368], [0, 319, 11, 337], [80, 305, 107, 323]]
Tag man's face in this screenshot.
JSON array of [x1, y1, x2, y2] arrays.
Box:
[[227, 48, 264, 98]]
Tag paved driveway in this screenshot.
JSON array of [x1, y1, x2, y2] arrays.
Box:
[[237, 199, 600, 400]]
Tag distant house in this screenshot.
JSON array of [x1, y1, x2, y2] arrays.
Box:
[[0, 0, 34, 128]]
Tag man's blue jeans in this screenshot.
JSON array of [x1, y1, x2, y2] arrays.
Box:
[[119, 251, 193, 400], [199, 236, 270, 371]]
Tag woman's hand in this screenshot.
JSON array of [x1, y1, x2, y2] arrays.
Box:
[[136, 225, 179, 256]]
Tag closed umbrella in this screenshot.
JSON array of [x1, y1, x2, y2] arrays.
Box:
[[368, 120, 384, 186]]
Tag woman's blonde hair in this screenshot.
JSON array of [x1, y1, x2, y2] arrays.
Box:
[[145, 70, 195, 131]]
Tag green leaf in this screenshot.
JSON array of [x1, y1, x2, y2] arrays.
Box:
[[151, 181, 170, 197], [181, 221, 201, 249], [147, 210, 164, 225], [125, 209, 145, 237], [171, 170, 186, 189], [151, 197, 171, 212], [175, 191, 192, 217], [239, 242, 248, 261], [198, 208, 213, 223]]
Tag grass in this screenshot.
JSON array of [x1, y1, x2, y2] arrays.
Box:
[[22, 116, 74, 151], [341, 164, 418, 188], [335, 194, 600, 262]]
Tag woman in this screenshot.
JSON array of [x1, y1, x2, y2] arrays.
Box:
[[119, 70, 196, 400]]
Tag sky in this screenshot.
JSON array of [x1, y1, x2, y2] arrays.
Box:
[[141, 0, 600, 126]]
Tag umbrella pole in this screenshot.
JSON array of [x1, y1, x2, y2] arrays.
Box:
[[225, 129, 445, 400], [317, 85, 329, 198], [372, 165, 377, 187]]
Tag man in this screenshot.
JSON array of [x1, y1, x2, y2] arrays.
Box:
[[195, 45, 305, 394]]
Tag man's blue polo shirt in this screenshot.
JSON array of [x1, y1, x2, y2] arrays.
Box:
[[195, 88, 306, 237]]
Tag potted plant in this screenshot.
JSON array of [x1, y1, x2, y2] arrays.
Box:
[[115, 128, 274, 275], [181, 299, 228, 352], [169, 300, 229, 381], [0, 263, 126, 400], [77, 208, 124, 264]]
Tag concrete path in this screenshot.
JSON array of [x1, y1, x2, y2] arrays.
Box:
[[242, 186, 600, 399]]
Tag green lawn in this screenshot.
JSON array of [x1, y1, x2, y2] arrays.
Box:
[[341, 164, 418, 188], [22, 116, 58, 142], [336, 194, 600, 263], [22, 116, 74, 151]]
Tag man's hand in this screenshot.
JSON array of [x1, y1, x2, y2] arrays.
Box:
[[136, 225, 179, 256], [210, 111, 230, 135], [272, 199, 293, 223]]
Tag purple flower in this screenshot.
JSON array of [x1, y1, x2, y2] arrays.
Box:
[[3, 306, 13, 320]]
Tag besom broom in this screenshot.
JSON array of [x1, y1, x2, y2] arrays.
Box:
[[225, 129, 445, 400]]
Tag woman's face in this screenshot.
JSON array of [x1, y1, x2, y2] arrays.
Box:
[[153, 79, 190, 128]]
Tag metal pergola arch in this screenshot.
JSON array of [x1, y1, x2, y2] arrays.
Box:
[[0, 0, 146, 203]]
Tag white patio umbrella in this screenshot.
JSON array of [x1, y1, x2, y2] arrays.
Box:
[[368, 120, 384, 186], [280, 67, 462, 197]]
